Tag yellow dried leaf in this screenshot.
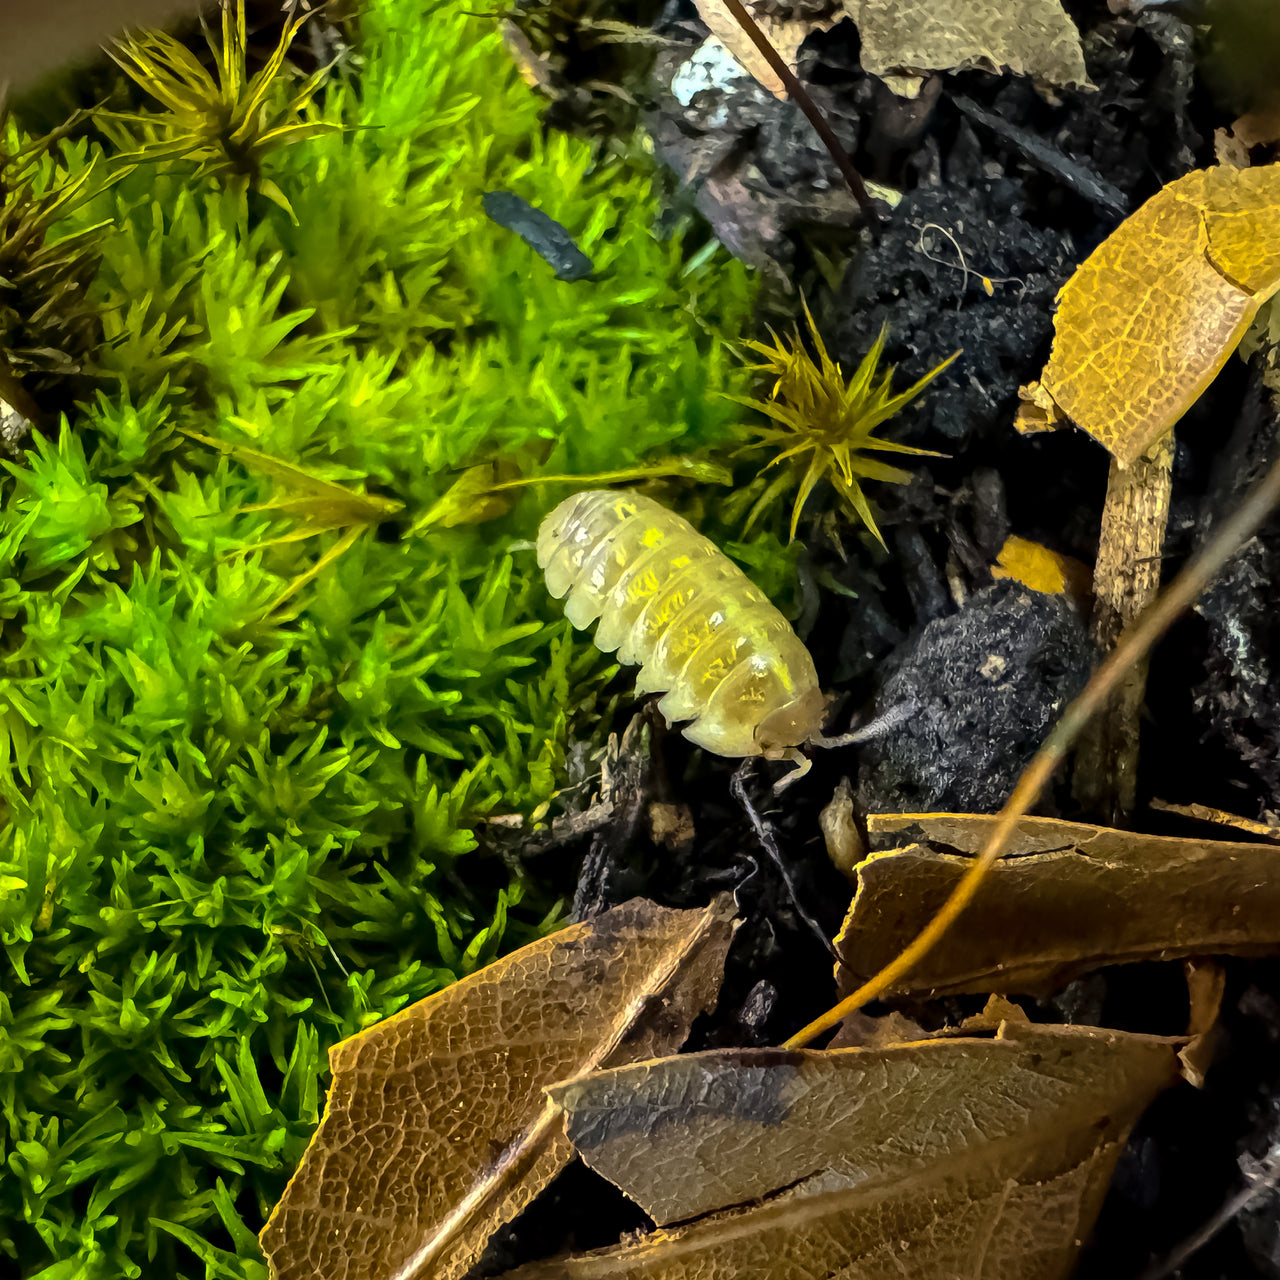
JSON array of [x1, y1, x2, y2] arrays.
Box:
[[836, 813, 1280, 998], [990, 534, 1092, 596], [1018, 164, 1280, 466], [693, 0, 835, 101], [515, 1022, 1180, 1279], [841, 0, 1090, 93], [260, 896, 736, 1280]]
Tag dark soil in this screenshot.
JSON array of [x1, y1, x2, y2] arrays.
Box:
[[485, 1, 1280, 1277]]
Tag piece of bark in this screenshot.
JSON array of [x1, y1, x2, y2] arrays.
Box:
[[1074, 430, 1175, 823]]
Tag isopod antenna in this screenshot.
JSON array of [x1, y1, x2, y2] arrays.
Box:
[[814, 699, 919, 750]]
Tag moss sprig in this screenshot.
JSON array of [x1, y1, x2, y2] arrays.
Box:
[[101, 0, 344, 221], [726, 300, 959, 545]]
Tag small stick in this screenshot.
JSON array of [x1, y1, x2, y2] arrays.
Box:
[[731, 764, 839, 959], [1137, 1146, 1280, 1280], [1074, 430, 1175, 824], [719, 0, 880, 226], [784, 443, 1280, 1049]]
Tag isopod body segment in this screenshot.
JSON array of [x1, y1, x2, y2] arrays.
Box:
[[536, 490, 827, 759]]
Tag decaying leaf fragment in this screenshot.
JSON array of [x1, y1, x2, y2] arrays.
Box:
[[1179, 958, 1225, 1090], [836, 813, 1280, 998], [990, 534, 1092, 596], [1018, 164, 1280, 467], [509, 1021, 1180, 1279], [1152, 797, 1280, 842], [841, 0, 1090, 96], [692, 0, 836, 101], [260, 896, 736, 1280]]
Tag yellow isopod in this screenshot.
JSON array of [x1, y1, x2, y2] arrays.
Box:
[[537, 490, 831, 778]]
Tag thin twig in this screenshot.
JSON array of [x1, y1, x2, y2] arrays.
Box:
[[784, 442, 1280, 1049], [719, 0, 880, 226], [1137, 1146, 1280, 1280], [731, 763, 839, 959]]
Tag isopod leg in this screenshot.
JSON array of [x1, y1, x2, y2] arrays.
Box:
[[768, 747, 812, 793]]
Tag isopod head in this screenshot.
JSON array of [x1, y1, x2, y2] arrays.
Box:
[[755, 685, 828, 751]]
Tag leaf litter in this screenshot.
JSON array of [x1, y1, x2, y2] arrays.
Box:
[[835, 813, 1280, 999], [257, 438, 1280, 1280], [512, 1020, 1181, 1280], [259, 896, 736, 1280], [690, 0, 835, 102], [1018, 163, 1280, 466], [840, 0, 1091, 96]]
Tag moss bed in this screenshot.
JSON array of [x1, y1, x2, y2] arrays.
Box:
[[0, 2, 757, 1274]]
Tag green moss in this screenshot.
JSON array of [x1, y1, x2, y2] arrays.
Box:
[[0, 2, 755, 1276]]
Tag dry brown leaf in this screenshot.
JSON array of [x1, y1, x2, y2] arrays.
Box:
[[692, 0, 835, 101], [1017, 164, 1280, 467], [827, 992, 1025, 1050], [836, 813, 1280, 998], [510, 1022, 1180, 1279], [990, 534, 1092, 596], [548, 1024, 1177, 1224], [503, 1144, 1129, 1279], [260, 896, 736, 1280], [1151, 798, 1280, 842], [824, 1005, 927, 1049], [842, 0, 1090, 95], [957, 992, 1031, 1034]]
